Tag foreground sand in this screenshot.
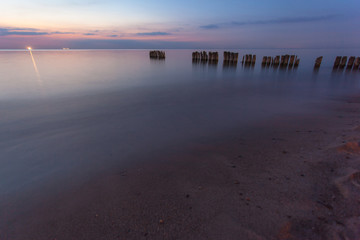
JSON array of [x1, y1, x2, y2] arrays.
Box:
[[1, 96, 360, 240]]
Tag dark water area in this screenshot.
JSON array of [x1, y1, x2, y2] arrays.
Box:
[[0, 49, 360, 198]]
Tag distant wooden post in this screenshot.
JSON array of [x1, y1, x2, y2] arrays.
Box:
[[247, 54, 252, 64], [288, 55, 295, 67], [339, 56, 347, 68], [347, 56, 355, 69], [234, 53, 239, 62], [150, 50, 165, 59], [280, 55, 285, 66], [273, 56, 280, 66], [353, 57, 360, 69], [333, 56, 341, 68], [294, 58, 300, 68], [283, 55, 290, 66], [262, 56, 267, 65], [266, 56, 272, 66], [251, 55, 256, 65], [314, 56, 323, 68]]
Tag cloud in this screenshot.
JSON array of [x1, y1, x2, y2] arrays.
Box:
[[83, 33, 96, 36], [232, 15, 339, 25], [51, 31, 76, 34], [0, 28, 49, 36], [0, 27, 78, 36], [108, 34, 118, 38], [201, 15, 339, 30], [199, 24, 219, 30], [136, 32, 172, 36]]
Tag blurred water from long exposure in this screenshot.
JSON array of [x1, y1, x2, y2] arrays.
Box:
[[0, 49, 360, 197]]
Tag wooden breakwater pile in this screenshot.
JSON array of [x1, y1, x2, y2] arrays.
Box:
[[223, 52, 239, 67], [314, 56, 323, 68], [261, 55, 300, 68], [149, 50, 166, 59], [242, 54, 256, 65], [223, 52, 239, 62], [333, 56, 360, 70], [192, 51, 219, 63]]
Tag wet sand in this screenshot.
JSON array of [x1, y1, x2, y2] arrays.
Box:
[[1, 96, 360, 240]]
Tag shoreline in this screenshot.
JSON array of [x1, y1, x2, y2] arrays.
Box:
[[1, 95, 360, 239]]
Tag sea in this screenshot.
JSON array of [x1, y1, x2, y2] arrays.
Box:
[[0, 49, 359, 196]]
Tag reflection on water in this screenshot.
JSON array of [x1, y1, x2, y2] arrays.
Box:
[[0, 49, 360, 100], [0, 49, 360, 196]]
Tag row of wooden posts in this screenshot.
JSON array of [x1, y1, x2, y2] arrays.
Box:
[[192, 51, 219, 62], [333, 56, 360, 70], [262, 55, 300, 68], [192, 51, 299, 68], [310, 56, 360, 70], [149, 50, 166, 59], [149, 51, 360, 70]]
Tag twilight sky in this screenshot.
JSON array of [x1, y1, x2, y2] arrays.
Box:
[[1, 0, 359, 49]]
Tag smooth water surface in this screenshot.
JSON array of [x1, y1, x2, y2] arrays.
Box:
[[1, 49, 360, 196]]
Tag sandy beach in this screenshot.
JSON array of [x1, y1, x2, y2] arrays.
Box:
[[1, 93, 359, 240]]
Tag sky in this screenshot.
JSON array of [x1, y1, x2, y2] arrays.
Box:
[[1, 0, 359, 49]]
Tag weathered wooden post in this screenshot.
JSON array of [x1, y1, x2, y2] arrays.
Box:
[[266, 56, 272, 66], [353, 57, 360, 69], [333, 56, 341, 68], [289, 55, 295, 67], [209, 52, 219, 63], [273, 56, 280, 66], [283, 55, 290, 66], [224, 51, 229, 61], [294, 58, 300, 68], [159, 51, 166, 59], [347, 56, 355, 69], [200, 51, 208, 62], [339, 56, 347, 68], [262, 56, 267, 65], [314, 56, 323, 68], [251, 55, 256, 65]]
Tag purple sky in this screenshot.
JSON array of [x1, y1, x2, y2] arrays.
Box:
[[1, 0, 359, 49]]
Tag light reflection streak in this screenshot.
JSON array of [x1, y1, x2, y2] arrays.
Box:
[[28, 48, 44, 90]]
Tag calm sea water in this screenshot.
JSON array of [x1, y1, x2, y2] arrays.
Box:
[[0, 49, 360, 196]]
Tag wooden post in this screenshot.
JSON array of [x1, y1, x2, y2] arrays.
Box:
[[283, 55, 290, 66], [262, 56, 267, 65], [353, 57, 360, 69], [314, 56, 323, 68], [245, 54, 250, 64], [150, 50, 165, 59], [234, 53, 239, 62], [333, 56, 341, 68], [274, 56, 280, 66], [252, 55, 256, 65], [266, 56, 271, 66], [223, 51, 229, 61], [289, 55, 295, 67], [280, 55, 285, 66], [347, 56, 355, 69], [294, 58, 300, 67], [339, 56, 347, 68]]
